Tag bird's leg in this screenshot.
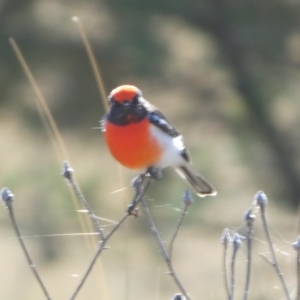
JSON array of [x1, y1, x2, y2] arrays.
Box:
[[146, 166, 163, 180]]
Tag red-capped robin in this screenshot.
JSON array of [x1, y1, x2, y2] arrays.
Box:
[[102, 85, 217, 197]]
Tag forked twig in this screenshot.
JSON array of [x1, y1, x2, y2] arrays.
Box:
[[168, 190, 192, 260], [1, 188, 52, 300], [140, 195, 191, 300], [69, 174, 152, 300]]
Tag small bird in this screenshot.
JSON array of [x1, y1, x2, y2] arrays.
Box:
[[102, 85, 217, 197]]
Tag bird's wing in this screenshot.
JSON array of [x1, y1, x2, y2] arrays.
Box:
[[148, 109, 191, 163], [148, 110, 180, 138]]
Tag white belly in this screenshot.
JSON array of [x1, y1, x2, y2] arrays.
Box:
[[150, 124, 186, 168]]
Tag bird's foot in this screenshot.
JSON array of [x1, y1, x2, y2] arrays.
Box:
[[146, 166, 163, 180]]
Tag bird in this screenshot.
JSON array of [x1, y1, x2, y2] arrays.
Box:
[[102, 85, 217, 197]]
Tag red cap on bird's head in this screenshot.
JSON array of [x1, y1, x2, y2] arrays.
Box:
[[109, 85, 141, 103]]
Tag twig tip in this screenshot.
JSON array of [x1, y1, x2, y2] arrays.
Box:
[[220, 228, 231, 245], [171, 294, 187, 300], [1, 187, 14, 208], [61, 160, 73, 180], [182, 190, 194, 207], [244, 208, 256, 225], [253, 190, 268, 208]]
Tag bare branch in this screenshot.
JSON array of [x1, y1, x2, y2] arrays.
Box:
[[1, 188, 52, 300], [140, 197, 191, 300], [168, 190, 192, 260], [229, 233, 241, 300], [243, 209, 255, 300], [254, 191, 291, 300], [292, 236, 300, 300], [220, 228, 231, 299], [69, 174, 152, 300], [62, 161, 105, 240]]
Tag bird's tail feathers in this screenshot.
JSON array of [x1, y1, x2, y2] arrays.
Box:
[[176, 165, 217, 197]]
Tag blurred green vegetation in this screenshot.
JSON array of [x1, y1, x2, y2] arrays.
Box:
[[1, 1, 300, 299], [1, 0, 300, 205]]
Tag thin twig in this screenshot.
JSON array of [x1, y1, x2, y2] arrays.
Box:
[[70, 178, 104, 238], [254, 191, 291, 300], [0, 188, 52, 300], [168, 205, 188, 260], [69, 175, 152, 300], [243, 210, 255, 300], [229, 246, 237, 300], [253, 191, 291, 300], [292, 238, 300, 300], [9, 206, 52, 299], [229, 233, 241, 300], [223, 243, 230, 299], [62, 161, 105, 240], [140, 198, 191, 300], [243, 228, 252, 300], [260, 206, 291, 300], [297, 250, 300, 300], [220, 228, 231, 299], [259, 253, 274, 265]]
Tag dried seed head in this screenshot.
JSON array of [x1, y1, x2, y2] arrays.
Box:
[[171, 294, 187, 300], [220, 228, 232, 245], [61, 161, 73, 180], [253, 191, 268, 207], [182, 190, 194, 207], [244, 208, 256, 225], [1, 187, 15, 208], [233, 233, 242, 250], [292, 236, 300, 251]]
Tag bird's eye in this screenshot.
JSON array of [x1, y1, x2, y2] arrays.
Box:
[[132, 95, 139, 105]]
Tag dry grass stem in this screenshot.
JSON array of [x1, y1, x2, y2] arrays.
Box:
[[72, 16, 108, 111], [9, 38, 69, 161]]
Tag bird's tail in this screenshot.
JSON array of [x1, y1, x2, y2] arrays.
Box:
[[175, 165, 217, 197]]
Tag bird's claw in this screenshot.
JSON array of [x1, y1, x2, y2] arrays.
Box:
[[146, 166, 163, 180]]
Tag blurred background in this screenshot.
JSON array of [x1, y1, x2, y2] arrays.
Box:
[[1, 0, 300, 299]]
